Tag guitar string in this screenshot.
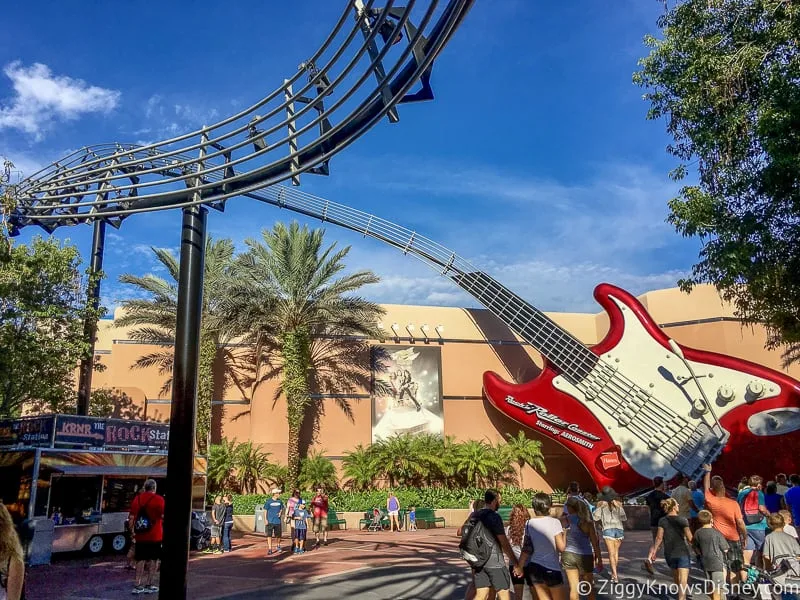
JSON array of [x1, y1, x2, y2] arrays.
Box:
[[244, 186, 722, 468]]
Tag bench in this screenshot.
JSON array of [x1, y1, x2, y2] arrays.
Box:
[[497, 506, 513, 523], [327, 511, 347, 530], [415, 508, 446, 529]]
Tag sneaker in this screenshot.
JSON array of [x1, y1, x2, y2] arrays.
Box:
[[144, 585, 158, 594], [202, 547, 214, 554], [267, 549, 274, 556], [276, 545, 282, 552], [131, 586, 145, 595], [323, 540, 328, 546], [213, 549, 223, 555]]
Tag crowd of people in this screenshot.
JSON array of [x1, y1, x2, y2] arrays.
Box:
[[458, 469, 800, 600]]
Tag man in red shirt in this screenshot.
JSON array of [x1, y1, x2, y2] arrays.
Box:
[[128, 479, 165, 595], [311, 486, 329, 549]]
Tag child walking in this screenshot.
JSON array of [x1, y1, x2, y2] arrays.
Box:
[[408, 507, 417, 531], [692, 510, 729, 600], [293, 500, 311, 554]]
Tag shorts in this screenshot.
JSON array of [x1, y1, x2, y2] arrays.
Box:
[[473, 565, 512, 591], [135, 541, 161, 562], [210, 525, 221, 538], [524, 562, 564, 587], [388, 510, 399, 517], [726, 540, 744, 572], [313, 516, 328, 533], [295, 528, 307, 541], [706, 570, 726, 591], [561, 551, 593, 575], [509, 564, 525, 585], [603, 528, 624, 540], [666, 555, 691, 570], [745, 528, 766, 551], [266, 523, 282, 538]]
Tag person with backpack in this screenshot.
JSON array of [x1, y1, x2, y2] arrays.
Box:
[[459, 489, 517, 600], [127, 479, 164, 595], [737, 475, 770, 568]]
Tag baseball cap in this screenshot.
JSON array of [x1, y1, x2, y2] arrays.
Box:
[[271, 488, 282, 494]]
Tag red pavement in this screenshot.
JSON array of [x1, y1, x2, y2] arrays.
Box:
[[26, 527, 465, 600]]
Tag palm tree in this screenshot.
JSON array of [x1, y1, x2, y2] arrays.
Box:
[[208, 438, 238, 492], [373, 434, 420, 487], [224, 221, 384, 489], [117, 238, 237, 453], [234, 441, 273, 493], [504, 430, 546, 489], [342, 444, 380, 491], [298, 450, 338, 490], [454, 439, 498, 487]]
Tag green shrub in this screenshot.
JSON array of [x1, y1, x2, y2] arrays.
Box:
[[227, 487, 551, 515]]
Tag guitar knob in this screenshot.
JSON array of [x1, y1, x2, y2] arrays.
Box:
[[747, 381, 765, 399], [692, 399, 708, 414], [716, 385, 735, 403]]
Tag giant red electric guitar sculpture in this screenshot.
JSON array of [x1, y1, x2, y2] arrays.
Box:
[[193, 186, 800, 494]]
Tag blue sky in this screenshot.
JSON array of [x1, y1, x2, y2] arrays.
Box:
[[0, 0, 700, 314]]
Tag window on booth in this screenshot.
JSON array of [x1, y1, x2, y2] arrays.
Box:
[[49, 475, 102, 524]]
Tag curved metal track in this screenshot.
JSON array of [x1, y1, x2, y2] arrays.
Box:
[[7, 0, 473, 233]]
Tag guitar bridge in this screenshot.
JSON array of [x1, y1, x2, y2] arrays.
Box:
[[669, 423, 729, 480]]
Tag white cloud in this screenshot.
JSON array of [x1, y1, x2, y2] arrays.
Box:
[[0, 62, 120, 139]]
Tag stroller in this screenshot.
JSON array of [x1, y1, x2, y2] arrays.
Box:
[[740, 558, 800, 600], [190, 510, 212, 551], [367, 508, 388, 532]]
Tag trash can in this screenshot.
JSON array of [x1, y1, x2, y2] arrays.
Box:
[[254, 507, 266, 534], [28, 518, 54, 566]]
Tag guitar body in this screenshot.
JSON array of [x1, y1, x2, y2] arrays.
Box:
[[484, 283, 800, 494]]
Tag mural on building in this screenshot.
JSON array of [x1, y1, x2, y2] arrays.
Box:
[[371, 345, 444, 442]]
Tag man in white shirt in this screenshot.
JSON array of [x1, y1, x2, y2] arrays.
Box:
[[776, 474, 790, 496]]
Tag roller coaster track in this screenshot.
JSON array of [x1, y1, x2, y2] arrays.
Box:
[[6, 0, 473, 232]]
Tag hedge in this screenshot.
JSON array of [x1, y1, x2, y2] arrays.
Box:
[[225, 487, 565, 515]]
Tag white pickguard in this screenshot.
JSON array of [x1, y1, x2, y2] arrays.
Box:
[[551, 295, 780, 480]]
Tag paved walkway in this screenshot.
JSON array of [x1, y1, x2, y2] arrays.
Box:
[[23, 528, 781, 599]]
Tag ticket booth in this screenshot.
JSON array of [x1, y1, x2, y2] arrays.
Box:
[[0, 415, 207, 561]]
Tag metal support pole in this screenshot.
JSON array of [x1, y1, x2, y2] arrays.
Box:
[[77, 219, 106, 415], [159, 205, 207, 600]]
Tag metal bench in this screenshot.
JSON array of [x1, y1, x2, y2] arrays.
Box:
[[327, 511, 347, 530], [415, 508, 446, 529]]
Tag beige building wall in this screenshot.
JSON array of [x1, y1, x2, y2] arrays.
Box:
[[88, 284, 800, 493]]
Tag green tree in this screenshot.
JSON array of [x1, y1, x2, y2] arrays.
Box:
[[0, 236, 103, 417], [117, 238, 237, 452], [208, 438, 239, 492], [454, 440, 501, 488], [225, 221, 383, 489], [234, 441, 273, 494], [373, 434, 420, 487], [634, 0, 800, 360], [298, 450, 338, 490], [341, 444, 380, 491], [504, 430, 546, 489]]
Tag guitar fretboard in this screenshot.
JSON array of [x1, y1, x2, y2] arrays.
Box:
[[451, 272, 598, 378]]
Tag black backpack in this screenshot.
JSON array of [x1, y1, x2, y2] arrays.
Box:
[[134, 496, 155, 535], [459, 514, 496, 569]]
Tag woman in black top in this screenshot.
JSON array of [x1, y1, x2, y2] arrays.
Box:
[[648, 498, 693, 600]]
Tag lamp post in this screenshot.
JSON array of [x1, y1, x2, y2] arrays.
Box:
[[77, 219, 107, 415], [159, 205, 207, 599]]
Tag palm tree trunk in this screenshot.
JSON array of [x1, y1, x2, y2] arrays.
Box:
[[196, 333, 217, 454], [518, 461, 524, 490], [283, 327, 311, 490]]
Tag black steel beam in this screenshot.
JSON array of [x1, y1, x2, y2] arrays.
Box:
[[77, 219, 106, 415], [159, 205, 207, 600]]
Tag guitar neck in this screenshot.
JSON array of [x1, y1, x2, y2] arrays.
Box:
[[243, 185, 596, 377]]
